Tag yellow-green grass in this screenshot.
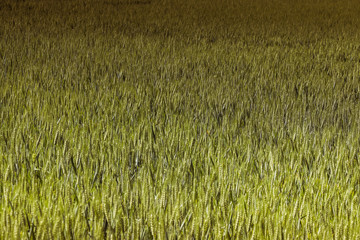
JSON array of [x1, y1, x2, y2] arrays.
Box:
[[1, 0, 360, 238]]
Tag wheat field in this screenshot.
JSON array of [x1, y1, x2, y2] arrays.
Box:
[[1, 0, 360, 239]]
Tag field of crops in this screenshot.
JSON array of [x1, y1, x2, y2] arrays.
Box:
[[1, 0, 360, 239]]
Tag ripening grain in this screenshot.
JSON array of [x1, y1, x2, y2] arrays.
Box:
[[1, 0, 360, 239]]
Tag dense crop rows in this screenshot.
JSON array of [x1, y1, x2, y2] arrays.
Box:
[[1, 0, 360, 239]]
